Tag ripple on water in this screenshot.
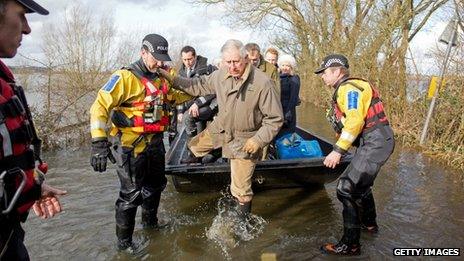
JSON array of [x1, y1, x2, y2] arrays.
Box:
[[23, 129, 464, 259]]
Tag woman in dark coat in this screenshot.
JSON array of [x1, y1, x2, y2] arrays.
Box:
[[277, 54, 300, 137]]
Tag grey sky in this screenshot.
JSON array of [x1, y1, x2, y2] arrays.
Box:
[[6, 0, 267, 66], [3, 0, 460, 75]]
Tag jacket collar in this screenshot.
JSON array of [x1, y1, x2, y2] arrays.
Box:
[[130, 58, 158, 80], [333, 75, 350, 89], [332, 75, 350, 101]]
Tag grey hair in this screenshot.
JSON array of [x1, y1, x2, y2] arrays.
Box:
[[220, 39, 248, 59], [278, 54, 297, 69]]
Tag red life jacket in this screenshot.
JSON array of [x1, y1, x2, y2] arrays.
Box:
[[0, 61, 41, 217], [330, 77, 389, 133], [111, 69, 172, 133]]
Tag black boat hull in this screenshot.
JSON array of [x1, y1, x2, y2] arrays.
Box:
[[165, 126, 352, 192]]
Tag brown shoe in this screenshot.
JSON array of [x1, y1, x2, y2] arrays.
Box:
[[320, 242, 361, 255]]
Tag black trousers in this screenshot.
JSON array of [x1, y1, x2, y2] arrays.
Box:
[[183, 106, 216, 138], [168, 108, 178, 144], [112, 134, 167, 241], [0, 220, 29, 261], [336, 126, 395, 245]]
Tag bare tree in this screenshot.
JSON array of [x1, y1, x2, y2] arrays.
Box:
[[193, 0, 464, 171], [31, 5, 119, 148], [424, 1, 464, 164], [196, 0, 447, 110]]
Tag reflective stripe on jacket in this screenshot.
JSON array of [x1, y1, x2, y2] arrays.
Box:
[[331, 77, 389, 153], [112, 71, 171, 133], [89, 67, 192, 155]]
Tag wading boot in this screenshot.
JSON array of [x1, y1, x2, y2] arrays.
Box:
[[360, 189, 378, 234], [116, 224, 137, 254], [141, 209, 169, 229], [141, 209, 159, 229], [237, 201, 252, 220], [141, 191, 168, 229]]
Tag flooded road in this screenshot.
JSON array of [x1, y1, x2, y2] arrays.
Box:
[[24, 103, 464, 260]]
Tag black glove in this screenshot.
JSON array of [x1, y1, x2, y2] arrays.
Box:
[[90, 140, 116, 173]]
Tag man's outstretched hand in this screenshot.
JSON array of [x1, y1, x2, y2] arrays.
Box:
[[32, 183, 67, 219]]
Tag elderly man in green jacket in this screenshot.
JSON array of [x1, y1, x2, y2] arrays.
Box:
[[158, 39, 283, 217]]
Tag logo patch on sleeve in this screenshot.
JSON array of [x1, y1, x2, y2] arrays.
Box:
[[101, 75, 120, 92], [347, 91, 359, 110]]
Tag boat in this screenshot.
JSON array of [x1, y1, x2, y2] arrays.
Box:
[[165, 126, 353, 192]]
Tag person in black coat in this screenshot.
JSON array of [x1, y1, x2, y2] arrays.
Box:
[[168, 46, 217, 144], [177, 46, 219, 163], [277, 54, 300, 137]]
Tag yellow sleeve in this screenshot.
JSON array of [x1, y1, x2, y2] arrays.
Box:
[[334, 84, 368, 152], [169, 88, 194, 105], [89, 71, 134, 140]]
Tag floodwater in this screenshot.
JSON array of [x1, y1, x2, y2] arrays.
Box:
[[24, 103, 464, 260]]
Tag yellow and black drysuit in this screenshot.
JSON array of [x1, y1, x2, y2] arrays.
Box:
[[89, 59, 191, 249], [328, 76, 395, 247]]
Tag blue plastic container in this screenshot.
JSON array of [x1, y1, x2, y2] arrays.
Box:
[[276, 133, 323, 159]]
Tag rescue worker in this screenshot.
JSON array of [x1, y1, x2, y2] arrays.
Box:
[[89, 34, 192, 252], [0, 1, 66, 260], [315, 54, 395, 255], [178, 46, 219, 164], [158, 39, 283, 218]]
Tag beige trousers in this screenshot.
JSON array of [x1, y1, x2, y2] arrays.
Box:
[[189, 129, 257, 203]]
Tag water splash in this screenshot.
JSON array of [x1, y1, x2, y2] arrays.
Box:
[[206, 194, 267, 258]]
